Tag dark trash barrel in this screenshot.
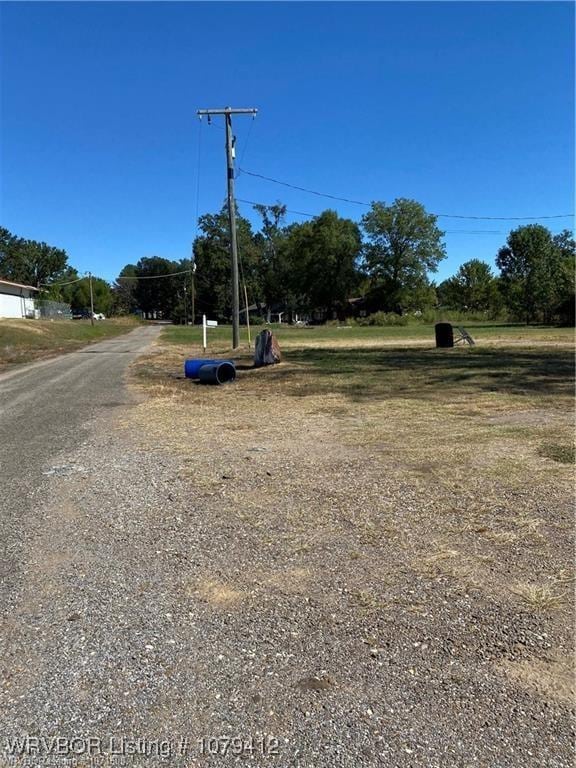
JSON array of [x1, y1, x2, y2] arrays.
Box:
[[198, 361, 236, 385], [184, 358, 234, 379], [435, 322, 454, 348]]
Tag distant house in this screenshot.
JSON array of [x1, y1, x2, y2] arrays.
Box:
[[0, 279, 39, 319]]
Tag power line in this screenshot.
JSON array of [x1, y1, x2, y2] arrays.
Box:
[[237, 167, 574, 221], [40, 276, 85, 287], [235, 196, 563, 235], [236, 197, 316, 219], [238, 114, 257, 168], [116, 269, 192, 280], [238, 167, 369, 206]]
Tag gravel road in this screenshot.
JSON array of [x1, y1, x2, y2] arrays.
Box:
[[0, 325, 161, 605], [0, 327, 573, 768]]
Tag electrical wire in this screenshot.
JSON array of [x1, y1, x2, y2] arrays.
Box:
[[235, 196, 566, 235], [238, 167, 574, 221], [236, 197, 315, 219], [238, 167, 368, 206], [116, 270, 192, 280], [238, 114, 256, 170], [40, 276, 85, 287]]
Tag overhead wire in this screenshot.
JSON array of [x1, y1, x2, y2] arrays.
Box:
[[237, 167, 574, 221], [40, 275, 86, 287], [117, 269, 192, 280], [235, 196, 565, 235], [236, 197, 315, 219], [238, 114, 256, 169]]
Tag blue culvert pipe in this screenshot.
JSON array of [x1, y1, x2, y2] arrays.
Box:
[[198, 362, 236, 385], [184, 358, 234, 379]]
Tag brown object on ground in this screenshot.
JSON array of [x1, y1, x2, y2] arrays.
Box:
[[254, 329, 281, 367]]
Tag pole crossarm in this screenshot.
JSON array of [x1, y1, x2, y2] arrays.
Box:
[[197, 108, 257, 116]]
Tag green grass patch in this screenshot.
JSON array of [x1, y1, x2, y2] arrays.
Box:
[[538, 443, 576, 464], [163, 321, 575, 348], [277, 345, 574, 403], [0, 317, 141, 369]]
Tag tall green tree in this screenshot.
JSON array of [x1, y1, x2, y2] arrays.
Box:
[[132, 256, 185, 320], [281, 210, 362, 318], [66, 277, 113, 314], [496, 224, 568, 323], [361, 199, 446, 313], [437, 259, 501, 313], [0, 227, 68, 287], [253, 203, 289, 316], [193, 205, 263, 320], [111, 264, 139, 315], [552, 229, 576, 325]]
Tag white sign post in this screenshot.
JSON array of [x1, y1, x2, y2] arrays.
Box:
[[202, 315, 218, 352]]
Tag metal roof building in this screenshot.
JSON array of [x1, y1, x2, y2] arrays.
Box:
[[0, 279, 39, 319]]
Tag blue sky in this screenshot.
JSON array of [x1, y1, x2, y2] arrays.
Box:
[[1, 1, 574, 283]]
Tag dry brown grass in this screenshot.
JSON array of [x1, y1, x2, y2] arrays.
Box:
[[127, 333, 574, 652], [0, 317, 141, 368], [510, 583, 566, 611]]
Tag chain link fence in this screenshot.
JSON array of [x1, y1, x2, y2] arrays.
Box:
[[37, 300, 72, 320]]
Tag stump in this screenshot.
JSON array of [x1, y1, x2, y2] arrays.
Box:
[[254, 329, 281, 367]]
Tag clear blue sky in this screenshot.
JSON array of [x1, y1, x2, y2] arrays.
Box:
[[1, 1, 574, 283]]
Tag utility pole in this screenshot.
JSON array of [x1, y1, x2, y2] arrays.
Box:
[[191, 257, 196, 326], [197, 106, 257, 349], [88, 271, 95, 326]]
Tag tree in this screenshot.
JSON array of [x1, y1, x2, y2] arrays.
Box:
[[361, 199, 446, 313], [66, 277, 113, 314], [132, 256, 184, 320], [111, 264, 139, 315], [193, 205, 263, 321], [253, 203, 289, 317], [496, 224, 568, 323], [552, 229, 576, 325], [0, 227, 68, 287], [437, 259, 500, 313], [281, 210, 362, 318]]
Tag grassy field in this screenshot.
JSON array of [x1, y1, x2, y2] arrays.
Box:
[[0, 317, 141, 369], [163, 321, 575, 348], [127, 321, 575, 724]]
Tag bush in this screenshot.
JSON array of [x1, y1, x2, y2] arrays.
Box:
[[425, 308, 510, 324], [356, 311, 410, 327]]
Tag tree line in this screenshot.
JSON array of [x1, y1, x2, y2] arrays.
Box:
[[0, 227, 115, 314], [1, 199, 574, 324], [172, 199, 575, 325]]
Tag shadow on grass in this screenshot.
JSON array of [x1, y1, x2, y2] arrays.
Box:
[[268, 346, 575, 403]]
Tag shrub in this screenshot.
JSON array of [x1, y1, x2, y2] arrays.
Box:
[[356, 311, 409, 327]]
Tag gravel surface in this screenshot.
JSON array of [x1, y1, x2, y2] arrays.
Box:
[[0, 331, 574, 767]]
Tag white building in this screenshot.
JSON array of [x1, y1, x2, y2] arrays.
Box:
[[0, 279, 39, 319]]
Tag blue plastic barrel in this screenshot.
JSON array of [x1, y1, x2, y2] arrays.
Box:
[[184, 358, 234, 379], [198, 362, 236, 385]]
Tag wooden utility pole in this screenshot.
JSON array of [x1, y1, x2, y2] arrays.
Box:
[[191, 245, 196, 326], [88, 271, 95, 326], [197, 106, 257, 349]]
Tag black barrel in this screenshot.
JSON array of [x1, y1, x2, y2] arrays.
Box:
[[198, 362, 236, 385], [435, 322, 454, 348]]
